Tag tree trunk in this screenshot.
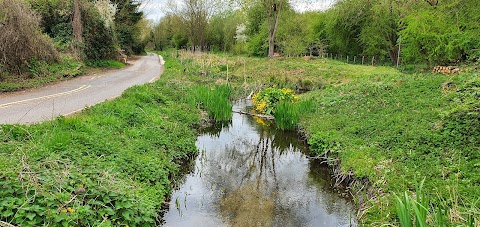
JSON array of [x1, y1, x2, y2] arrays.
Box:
[[265, 1, 283, 58], [73, 0, 83, 57]]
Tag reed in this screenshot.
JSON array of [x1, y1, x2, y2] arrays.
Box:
[[191, 84, 232, 122], [274, 99, 316, 130], [274, 100, 299, 130]]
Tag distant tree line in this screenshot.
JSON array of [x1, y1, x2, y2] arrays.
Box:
[[0, 0, 150, 74], [152, 0, 480, 66]]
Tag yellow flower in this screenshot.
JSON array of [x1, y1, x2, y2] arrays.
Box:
[[67, 207, 75, 213], [61, 209, 67, 213]]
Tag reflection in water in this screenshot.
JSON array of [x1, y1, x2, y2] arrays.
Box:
[[163, 100, 357, 227]]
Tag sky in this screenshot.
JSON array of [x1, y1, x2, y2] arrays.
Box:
[[140, 0, 337, 21]]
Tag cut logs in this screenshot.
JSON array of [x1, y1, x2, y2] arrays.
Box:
[[432, 66, 460, 74]]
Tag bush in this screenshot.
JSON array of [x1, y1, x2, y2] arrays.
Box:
[[252, 87, 298, 115], [0, 0, 58, 72]]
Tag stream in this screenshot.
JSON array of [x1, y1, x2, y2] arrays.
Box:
[[162, 100, 357, 227]]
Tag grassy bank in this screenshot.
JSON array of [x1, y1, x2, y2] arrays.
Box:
[[0, 58, 125, 92], [1, 49, 477, 225], [171, 50, 479, 225], [0, 53, 234, 225]]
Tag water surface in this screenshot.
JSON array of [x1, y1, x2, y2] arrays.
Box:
[[163, 100, 357, 227]]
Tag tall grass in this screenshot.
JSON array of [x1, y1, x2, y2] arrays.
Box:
[[191, 84, 232, 122], [396, 178, 428, 227], [395, 178, 479, 227], [274, 101, 299, 130], [274, 99, 316, 130]]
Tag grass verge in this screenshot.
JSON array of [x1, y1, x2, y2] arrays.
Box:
[[0, 52, 233, 226]]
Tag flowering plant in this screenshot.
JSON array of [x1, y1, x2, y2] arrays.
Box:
[[252, 87, 298, 115]]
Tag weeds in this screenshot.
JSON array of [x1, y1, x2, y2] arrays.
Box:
[[85, 60, 125, 69], [190, 84, 233, 122]]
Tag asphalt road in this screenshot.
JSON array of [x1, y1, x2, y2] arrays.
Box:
[[0, 53, 164, 124]]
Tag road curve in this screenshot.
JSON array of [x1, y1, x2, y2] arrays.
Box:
[[0, 53, 164, 124]]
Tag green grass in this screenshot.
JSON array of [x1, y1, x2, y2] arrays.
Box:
[[2, 49, 478, 226], [163, 50, 480, 225], [274, 100, 299, 130], [274, 99, 317, 130], [85, 59, 126, 69], [0, 53, 210, 226], [189, 84, 233, 122]]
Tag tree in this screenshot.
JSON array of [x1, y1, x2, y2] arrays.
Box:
[[167, 0, 220, 51], [112, 0, 144, 54], [73, 0, 83, 58], [262, 0, 286, 58]]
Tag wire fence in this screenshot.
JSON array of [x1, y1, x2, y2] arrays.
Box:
[[318, 53, 396, 67]]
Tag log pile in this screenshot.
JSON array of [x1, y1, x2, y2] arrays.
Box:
[[432, 66, 460, 74]]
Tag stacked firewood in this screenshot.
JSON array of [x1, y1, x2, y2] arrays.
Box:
[[432, 66, 460, 74]]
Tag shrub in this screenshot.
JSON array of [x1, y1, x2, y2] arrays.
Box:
[[0, 0, 58, 72], [252, 87, 298, 115]]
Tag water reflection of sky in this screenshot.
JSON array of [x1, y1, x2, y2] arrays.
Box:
[[163, 100, 356, 227]]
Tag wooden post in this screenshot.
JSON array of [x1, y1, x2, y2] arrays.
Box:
[[347, 56, 349, 64], [371, 56, 375, 66], [354, 56, 356, 64], [362, 56, 365, 65], [244, 59, 246, 84]]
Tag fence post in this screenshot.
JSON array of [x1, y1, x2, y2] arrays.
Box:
[[371, 56, 375, 66], [244, 58, 246, 84], [347, 56, 349, 64], [354, 56, 356, 64], [226, 61, 229, 83]]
